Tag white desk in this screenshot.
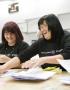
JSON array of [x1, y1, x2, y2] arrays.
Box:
[[0, 70, 70, 90]]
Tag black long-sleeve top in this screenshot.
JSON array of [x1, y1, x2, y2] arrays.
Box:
[[0, 41, 29, 58], [18, 31, 70, 70]]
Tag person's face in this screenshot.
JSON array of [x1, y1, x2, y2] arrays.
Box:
[[39, 21, 51, 40], [4, 31, 16, 45]]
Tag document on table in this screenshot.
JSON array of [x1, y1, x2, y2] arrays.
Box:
[[57, 59, 70, 73], [59, 76, 70, 84], [0, 70, 17, 77], [10, 67, 55, 80], [57, 59, 70, 84]]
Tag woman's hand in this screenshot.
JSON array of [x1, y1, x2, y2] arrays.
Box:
[[21, 55, 64, 69], [21, 58, 45, 69], [0, 55, 11, 63], [21, 60, 36, 69], [0, 65, 7, 74]]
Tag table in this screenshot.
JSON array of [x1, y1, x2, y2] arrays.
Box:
[[0, 70, 70, 90]]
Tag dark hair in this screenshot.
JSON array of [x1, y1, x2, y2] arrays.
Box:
[[2, 21, 24, 44], [38, 14, 64, 45]]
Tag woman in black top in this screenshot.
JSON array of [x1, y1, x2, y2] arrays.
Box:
[[0, 21, 29, 64], [0, 14, 70, 73]]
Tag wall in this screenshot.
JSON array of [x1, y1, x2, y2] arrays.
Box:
[[0, 0, 70, 44], [17, 18, 39, 45], [58, 13, 70, 30]]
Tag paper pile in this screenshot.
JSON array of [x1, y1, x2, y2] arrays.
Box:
[[10, 67, 55, 80]]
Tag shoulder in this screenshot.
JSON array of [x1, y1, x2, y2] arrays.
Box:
[[0, 43, 5, 50], [64, 30, 70, 37], [16, 41, 29, 51], [22, 41, 29, 46], [0, 43, 4, 48], [63, 30, 70, 41], [37, 38, 45, 43], [33, 38, 45, 44], [30, 38, 45, 48], [18, 41, 29, 47]]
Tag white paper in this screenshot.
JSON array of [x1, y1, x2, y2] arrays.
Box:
[[10, 68, 55, 80], [30, 54, 39, 60], [59, 76, 70, 84], [57, 59, 70, 73], [0, 70, 17, 77]]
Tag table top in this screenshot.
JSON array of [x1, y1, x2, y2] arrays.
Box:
[[0, 69, 70, 90]]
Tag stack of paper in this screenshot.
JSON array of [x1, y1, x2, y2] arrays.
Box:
[[57, 59, 70, 73], [10, 68, 55, 80]]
